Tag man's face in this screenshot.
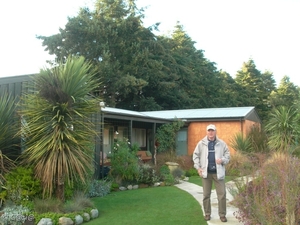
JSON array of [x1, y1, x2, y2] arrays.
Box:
[[207, 129, 216, 140]]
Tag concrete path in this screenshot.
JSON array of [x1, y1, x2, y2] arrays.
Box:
[[175, 180, 243, 225]]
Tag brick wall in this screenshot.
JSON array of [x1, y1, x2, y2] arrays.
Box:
[[188, 120, 259, 155]]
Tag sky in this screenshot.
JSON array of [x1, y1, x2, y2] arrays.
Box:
[[1, 0, 299, 87]]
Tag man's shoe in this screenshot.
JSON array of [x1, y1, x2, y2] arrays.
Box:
[[220, 216, 227, 222], [204, 215, 211, 221]]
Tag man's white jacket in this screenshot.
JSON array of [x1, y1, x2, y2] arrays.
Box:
[[193, 136, 230, 180]]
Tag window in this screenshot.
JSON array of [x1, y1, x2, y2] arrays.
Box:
[[132, 128, 146, 147], [115, 126, 128, 141]]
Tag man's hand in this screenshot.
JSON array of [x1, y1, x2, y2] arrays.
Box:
[[216, 158, 223, 164], [198, 168, 203, 177]]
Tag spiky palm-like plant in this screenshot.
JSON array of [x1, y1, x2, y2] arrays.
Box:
[[19, 56, 101, 200], [0, 93, 19, 159], [265, 106, 300, 152], [230, 132, 253, 153]]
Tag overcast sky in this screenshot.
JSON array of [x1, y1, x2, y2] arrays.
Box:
[[1, 0, 299, 87]]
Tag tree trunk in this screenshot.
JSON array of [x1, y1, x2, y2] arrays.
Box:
[[56, 177, 65, 201]]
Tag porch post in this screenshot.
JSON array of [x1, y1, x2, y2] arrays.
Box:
[[153, 122, 156, 164], [100, 102, 105, 178], [95, 102, 105, 179], [94, 111, 101, 179], [152, 123, 156, 152], [129, 120, 133, 145]]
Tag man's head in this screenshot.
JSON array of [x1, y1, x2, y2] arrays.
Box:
[[206, 124, 216, 140]]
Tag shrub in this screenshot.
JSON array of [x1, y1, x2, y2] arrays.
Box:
[[0, 205, 31, 225], [64, 170, 94, 200], [110, 182, 119, 192], [171, 167, 184, 179], [185, 168, 198, 177], [155, 152, 177, 170], [176, 155, 194, 171], [163, 174, 176, 186], [159, 165, 170, 178], [157, 165, 175, 186], [137, 164, 160, 185], [230, 124, 269, 154], [0, 166, 42, 206], [63, 192, 94, 213], [226, 151, 254, 177], [247, 124, 269, 153], [32, 194, 94, 223], [88, 179, 112, 197], [233, 152, 300, 224], [32, 211, 70, 225], [230, 132, 252, 153], [33, 198, 63, 213], [109, 139, 139, 184]]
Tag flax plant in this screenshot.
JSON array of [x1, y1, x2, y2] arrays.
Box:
[[19, 56, 101, 201], [230, 132, 252, 153]]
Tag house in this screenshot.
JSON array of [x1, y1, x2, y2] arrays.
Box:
[[101, 106, 261, 157], [0, 75, 261, 177]]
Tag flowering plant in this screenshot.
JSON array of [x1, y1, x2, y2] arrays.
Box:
[[110, 139, 140, 184]]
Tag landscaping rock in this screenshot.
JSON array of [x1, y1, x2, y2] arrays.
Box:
[[58, 217, 74, 225], [132, 185, 139, 189], [37, 218, 53, 225], [82, 213, 90, 222], [127, 185, 133, 190], [75, 215, 83, 225], [154, 182, 161, 187], [90, 209, 99, 219], [119, 186, 127, 191]]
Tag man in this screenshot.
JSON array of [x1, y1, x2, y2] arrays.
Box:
[[192, 124, 230, 222]]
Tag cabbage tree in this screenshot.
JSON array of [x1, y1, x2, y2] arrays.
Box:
[[19, 56, 101, 200]]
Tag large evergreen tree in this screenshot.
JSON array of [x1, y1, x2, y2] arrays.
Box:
[[38, 0, 239, 111], [269, 75, 299, 109], [155, 23, 222, 109], [38, 0, 162, 110], [235, 59, 276, 122], [218, 70, 244, 107]]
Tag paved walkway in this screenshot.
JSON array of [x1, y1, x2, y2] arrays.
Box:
[[175, 180, 243, 225]]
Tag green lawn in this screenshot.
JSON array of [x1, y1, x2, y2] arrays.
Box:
[[84, 176, 235, 225], [188, 175, 203, 186], [86, 185, 207, 225]]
